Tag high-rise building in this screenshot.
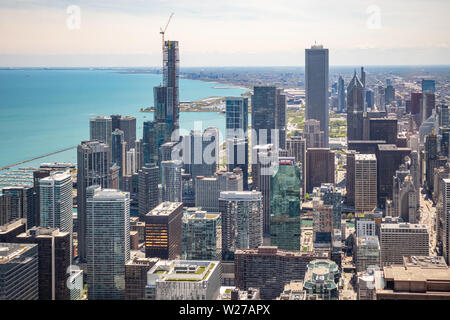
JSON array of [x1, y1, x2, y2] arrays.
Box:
[[286, 136, 307, 198], [251, 86, 286, 149], [354, 236, 380, 273], [39, 171, 73, 244], [337, 76, 345, 112], [305, 45, 329, 147], [393, 165, 418, 223], [219, 191, 263, 260], [76, 140, 113, 262], [111, 129, 126, 178], [0, 243, 38, 300], [226, 138, 249, 190], [354, 154, 377, 214], [410, 92, 422, 115], [346, 72, 365, 141], [369, 118, 398, 145], [234, 246, 329, 300], [1, 187, 32, 224], [90, 116, 112, 147], [0, 219, 26, 243], [425, 131, 439, 194], [380, 223, 429, 266], [304, 119, 325, 148], [421, 79, 436, 94], [422, 91, 436, 125], [125, 257, 158, 300], [385, 84, 395, 105], [86, 187, 130, 300], [111, 115, 137, 150], [375, 144, 411, 206], [306, 148, 335, 193], [314, 183, 342, 230], [29, 168, 54, 228], [312, 200, 333, 248], [137, 164, 160, 219], [144, 202, 183, 260], [443, 179, 450, 265], [16, 227, 71, 300], [270, 157, 301, 251], [161, 160, 182, 203], [182, 208, 222, 261], [302, 259, 340, 300], [195, 169, 243, 212], [163, 40, 180, 131], [184, 128, 219, 179]]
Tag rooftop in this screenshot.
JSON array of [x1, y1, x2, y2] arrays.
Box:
[[0, 243, 37, 264], [148, 202, 183, 216], [403, 256, 448, 268]]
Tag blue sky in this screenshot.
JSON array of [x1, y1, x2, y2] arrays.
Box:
[[0, 0, 449, 66]]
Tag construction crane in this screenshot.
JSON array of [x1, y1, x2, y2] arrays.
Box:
[[160, 13, 174, 50]]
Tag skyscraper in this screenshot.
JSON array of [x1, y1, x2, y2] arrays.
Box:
[[39, 170, 73, 257], [163, 40, 180, 132], [219, 191, 263, 260], [111, 115, 137, 150], [251, 87, 286, 149], [184, 128, 219, 179], [347, 71, 365, 141], [421, 79, 436, 94], [354, 154, 378, 214], [137, 164, 160, 218], [144, 202, 183, 260], [337, 76, 346, 112], [270, 157, 301, 251], [161, 160, 182, 202], [90, 116, 112, 147], [76, 140, 113, 262], [111, 129, 126, 178], [305, 45, 329, 147], [306, 148, 335, 193], [86, 187, 130, 300]]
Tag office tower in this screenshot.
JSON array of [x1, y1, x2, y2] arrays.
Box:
[[0, 219, 26, 243], [126, 148, 137, 176], [315, 183, 342, 230], [345, 151, 357, 206], [410, 92, 422, 115], [0, 194, 11, 226], [163, 40, 180, 131], [357, 266, 383, 300], [1, 187, 32, 224], [346, 71, 365, 141], [354, 154, 377, 214], [356, 218, 376, 238], [286, 136, 307, 197], [226, 138, 249, 190], [145, 260, 221, 300], [305, 148, 335, 193], [422, 91, 436, 124], [425, 131, 439, 194], [369, 118, 398, 145], [251, 144, 277, 236], [376, 85, 385, 110], [67, 267, 84, 300], [375, 144, 411, 206], [354, 236, 380, 273], [380, 223, 429, 266], [142, 120, 167, 167], [76, 140, 112, 262], [304, 119, 325, 148], [86, 187, 130, 300], [312, 201, 333, 248], [159, 141, 177, 162], [393, 165, 418, 223], [111, 129, 126, 178], [181, 172, 195, 207], [226, 97, 248, 137], [111, 115, 136, 150], [0, 243, 38, 300], [305, 45, 329, 147], [135, 139, 144, 171], [302, 260, 340, 300], [144, 202, 183, 259], [137, 164, 159, 219], [234, 246, 329, 300], [39, 171, 73, 238], [270, 158, 301, 251], [421, 79, 436, 94], [195, 169, 243, 212], [366, 89, 374, 109], [377, 257, 450, 300], [16, 227, 71, 300], [219, 191, 263, 260], [443, 179, 450, 264], [337, 76, 345, 112], [125, 257, 159, 300], [182, 208, 222, 260], [161, 160, 182, 202], [29, 168, 54, 228], [385, 84, 395, 105], [251, 86, 286, 149], [184, 128, 219, 179], [90, 116, 112, 146]]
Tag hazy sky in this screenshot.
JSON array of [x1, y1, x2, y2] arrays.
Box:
[[0, 0, 449, 67]]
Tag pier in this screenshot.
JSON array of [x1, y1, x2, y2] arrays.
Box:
[[0, 146, 77, 172]]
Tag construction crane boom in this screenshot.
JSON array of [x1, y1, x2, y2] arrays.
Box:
[[160, 13, 174, 49]]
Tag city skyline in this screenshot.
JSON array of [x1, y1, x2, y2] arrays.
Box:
[[0, 0, 449, 67]]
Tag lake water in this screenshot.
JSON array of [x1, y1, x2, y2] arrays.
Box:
[[0, 69, 248, 168]]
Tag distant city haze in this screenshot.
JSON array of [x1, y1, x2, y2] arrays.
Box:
[[0, 0, 449, 67]]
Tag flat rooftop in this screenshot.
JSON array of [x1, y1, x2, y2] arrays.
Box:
[[148, 202, 183, 216], [0, 243, 36, 264], [403, 256, 448, 268], [384, 265, 450, 282]]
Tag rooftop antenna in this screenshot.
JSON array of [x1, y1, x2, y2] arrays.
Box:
[[160, 13, 174, 51]]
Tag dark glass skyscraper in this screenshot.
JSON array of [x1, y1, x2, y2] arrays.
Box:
[[305, 45, 329, 147], [346, 71, 365, 141]]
